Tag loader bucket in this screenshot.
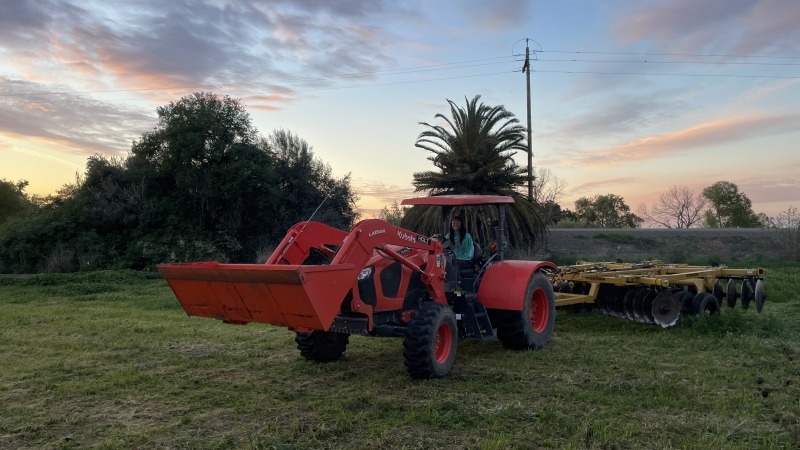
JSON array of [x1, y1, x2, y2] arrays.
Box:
[[157, 262, 358, 331]]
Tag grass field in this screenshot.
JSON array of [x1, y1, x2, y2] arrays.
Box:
[[1, 265, 799, 449]]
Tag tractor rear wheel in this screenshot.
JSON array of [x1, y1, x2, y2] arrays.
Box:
[[403, 302, 458, 379], [496, 272, 556, 350], [295, 330, 350, 362]]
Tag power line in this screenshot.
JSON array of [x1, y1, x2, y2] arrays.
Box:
[[2, 49, 798, 103], [539, 50, 800, 59], [283, 71, 516, 93], [531, 69, 800, 79], [536, 58, 800, 66]]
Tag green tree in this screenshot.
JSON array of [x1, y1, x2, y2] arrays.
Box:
[[574, 194, 642, 228], [0, 93, 360, 272], [542, 200, 563, 225], [265, 129, 358, 234], [126, 92, 282, 265], [0, 179, 34, 224], [554, 208, 579, 227], [701, 181, 760, 228], [378, 201, 408, 226], [0, 156, 151, 272], [404, 95, 547, 247]]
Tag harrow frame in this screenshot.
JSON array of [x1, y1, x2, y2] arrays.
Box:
[[547, 260, 766, 326]]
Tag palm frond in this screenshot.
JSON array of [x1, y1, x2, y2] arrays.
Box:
[[407, 95, 548, 247]]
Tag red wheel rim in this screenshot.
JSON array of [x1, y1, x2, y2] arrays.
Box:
[[529, 288, 549, 333], [434, 322, 453, 364]]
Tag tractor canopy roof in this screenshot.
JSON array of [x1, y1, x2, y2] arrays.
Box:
[[400, 194, 515, 206]]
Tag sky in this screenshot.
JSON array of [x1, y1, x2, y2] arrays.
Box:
[[1, 0, 799, 221]]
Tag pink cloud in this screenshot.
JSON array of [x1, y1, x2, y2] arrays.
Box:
[[352, 178, 417, 205], [550, 112, 800, 168]]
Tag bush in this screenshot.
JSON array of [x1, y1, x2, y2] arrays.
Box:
[[767, 206, 800, 261], [45, 244, 77, 273]]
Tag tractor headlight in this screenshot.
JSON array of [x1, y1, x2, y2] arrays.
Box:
[[358, 266, 374, 280]]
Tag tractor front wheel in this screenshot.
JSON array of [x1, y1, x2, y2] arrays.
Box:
[[295, 330, 350, 362], [496, 271, 556, 350], [403, 302, 458, 379]]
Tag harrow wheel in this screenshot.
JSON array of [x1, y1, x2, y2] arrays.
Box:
[[741, 279, 754, 310], [496, 272, 556, 350], [556, 281, 572, 293], [295, 330, 350, 362], [403, 302, 458, 379], [692, 293, 720, 316], [754, 279, 766, 313], [675, 290, 694, 315], [726, 279, 738, 309], [713, 280, 725, 303]]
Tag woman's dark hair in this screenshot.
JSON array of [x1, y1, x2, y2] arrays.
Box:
[[449, 215, 467, 240]]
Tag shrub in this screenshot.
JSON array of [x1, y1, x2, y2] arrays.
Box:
[[767, 206, 800, 261], [45, 244, 77, 273]]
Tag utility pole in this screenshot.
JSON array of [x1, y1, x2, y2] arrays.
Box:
[[522, 39, 533, 202]]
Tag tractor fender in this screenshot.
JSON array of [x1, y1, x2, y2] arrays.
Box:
[[476, 260, 557, 311]]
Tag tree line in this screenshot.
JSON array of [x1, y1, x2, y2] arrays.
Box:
[[2, 93, 796, 273], [0, 92, 357, 273], [548, 181, 763, 229]]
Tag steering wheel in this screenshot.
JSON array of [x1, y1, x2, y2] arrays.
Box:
[[441, 239, 455, 257]]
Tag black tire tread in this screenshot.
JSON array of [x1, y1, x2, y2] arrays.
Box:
[[495, 272, 556, 350], [691, 292, 720, 316], [295, 330, 350, 362], [403, 302, 457, 379]]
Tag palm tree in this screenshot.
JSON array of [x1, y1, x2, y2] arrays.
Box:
[[402, 95, 547, 249]]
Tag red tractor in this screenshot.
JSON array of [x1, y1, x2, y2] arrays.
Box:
[[158, 195, 556, 378]]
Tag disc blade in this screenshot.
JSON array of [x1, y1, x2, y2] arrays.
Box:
[[652, 291, 681, 328], [641, 290, 659, 324], [632, 288, 649, 322], [713, 280, 724, 303], [726, 278, 737, 309], [741, 279, 754, 310], [754, 279, 766, 313], [623, 288, 641, 320]]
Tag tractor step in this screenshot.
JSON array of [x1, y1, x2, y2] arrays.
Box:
[[329, 314, 369, 335], [455, 299, 494, 339]]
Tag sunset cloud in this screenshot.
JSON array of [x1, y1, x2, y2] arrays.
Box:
[[1, 1, 798, 217], [613, 0, 800, 55], [0, 78, 153, 156], [539, 112, 800, 169]]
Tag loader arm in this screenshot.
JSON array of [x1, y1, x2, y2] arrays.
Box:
[[265, 221, 348, 265], [331, 219, 448, 303]]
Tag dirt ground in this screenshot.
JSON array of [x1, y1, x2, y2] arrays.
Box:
[[535, 228, 783, 264]]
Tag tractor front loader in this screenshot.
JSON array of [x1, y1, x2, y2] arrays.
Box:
[[158, 195, 557, 379]]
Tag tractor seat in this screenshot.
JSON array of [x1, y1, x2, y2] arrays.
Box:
[[458, 242, 482, 278]]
